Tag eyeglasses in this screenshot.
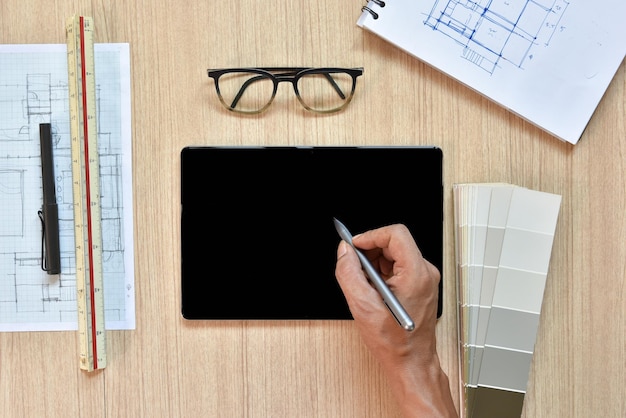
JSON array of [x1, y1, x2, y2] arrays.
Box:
[[207, 67, 363, 114]]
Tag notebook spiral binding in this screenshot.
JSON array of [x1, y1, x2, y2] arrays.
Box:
[[362, 0, 385, 19]]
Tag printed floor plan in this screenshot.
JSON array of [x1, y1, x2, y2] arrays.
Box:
[[0, 44, 134, 331]]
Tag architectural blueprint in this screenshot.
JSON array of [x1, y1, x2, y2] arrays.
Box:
[[423, 0, 569, 75], [0, 44, 135, 331], [357, 0, 626, 144]]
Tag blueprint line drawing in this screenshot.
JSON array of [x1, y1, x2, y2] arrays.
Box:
[[423, 0, 570, 74], [0, 44, 134, 332], [357, 0, 625, 144]]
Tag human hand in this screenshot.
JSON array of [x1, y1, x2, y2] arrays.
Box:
[[335, 224, 440, 363], [335, 224, 457, 417]]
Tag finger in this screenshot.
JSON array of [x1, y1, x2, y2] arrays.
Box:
[[335, 241, 386, 313], [335, 241, 371, 295], [353, 224, 420, 257], [353, 224, 423, 275]]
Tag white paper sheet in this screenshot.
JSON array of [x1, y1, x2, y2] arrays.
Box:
[[0, 44, 135, 331]]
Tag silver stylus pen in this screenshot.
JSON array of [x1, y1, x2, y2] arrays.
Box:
[[333, 218, 415, 331]]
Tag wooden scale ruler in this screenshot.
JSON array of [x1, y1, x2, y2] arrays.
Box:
[[66, 15, 107, 371]]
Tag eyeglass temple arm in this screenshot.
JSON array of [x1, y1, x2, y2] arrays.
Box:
[[323, 73, 346, 100], [229, 75, 268, 109]]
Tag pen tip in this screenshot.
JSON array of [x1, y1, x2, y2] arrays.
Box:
[[333, 217, 353, 244]]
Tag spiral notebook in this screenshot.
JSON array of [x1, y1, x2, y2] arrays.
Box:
[[357, 0, 626, 145]]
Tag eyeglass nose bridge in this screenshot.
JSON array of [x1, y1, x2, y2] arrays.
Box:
[[273, 75, 299, 95], [262, 75, 313, 111], [274, 77, 310, 112]]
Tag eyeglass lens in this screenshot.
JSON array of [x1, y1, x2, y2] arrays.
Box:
[[217, 72, 275, 113], [297, 71, 354, 113]]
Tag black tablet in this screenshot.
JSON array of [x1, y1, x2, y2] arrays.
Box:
[[181, 146, 443, 320]]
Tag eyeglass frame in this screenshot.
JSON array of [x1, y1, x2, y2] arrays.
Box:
[[207, 67, 364, 114]]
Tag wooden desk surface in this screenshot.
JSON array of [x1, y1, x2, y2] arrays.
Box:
[[1, 2, 624, 417]]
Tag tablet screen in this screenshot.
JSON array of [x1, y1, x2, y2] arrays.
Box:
[[181, 146, 443, 320]]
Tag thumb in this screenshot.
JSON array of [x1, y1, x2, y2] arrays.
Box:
[[335, 240, 371, 294], [337, 240, 349, 259]]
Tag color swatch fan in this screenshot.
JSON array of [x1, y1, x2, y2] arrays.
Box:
[[453, 183, 561, 417]]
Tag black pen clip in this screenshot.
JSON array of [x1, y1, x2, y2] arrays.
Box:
[[38, 209, 50, 272]]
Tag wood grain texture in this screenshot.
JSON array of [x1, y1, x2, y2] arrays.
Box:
[[0, 1, 624, 417]]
